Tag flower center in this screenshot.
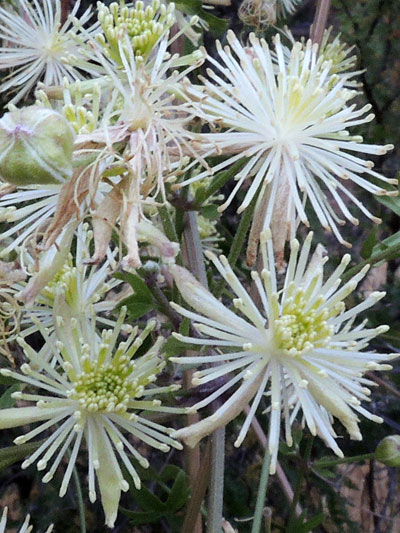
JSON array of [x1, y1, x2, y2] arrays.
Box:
[[71, 359, 138, 413], [97, 0, 175, 63], [273, 288, 333, 357]]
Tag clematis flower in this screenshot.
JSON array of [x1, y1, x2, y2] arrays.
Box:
[[0, 507, 53, 533], [169, 230, 396, 474], [0, 299, 183, 528], [61, 2, 204, 267], [180, 31, 396, 263], [0, 0, 98, 104]]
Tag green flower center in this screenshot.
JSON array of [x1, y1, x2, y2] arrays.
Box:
[[273, 288, 334, 357], [97, 0, 175, 63], [71, 359, 139, 413]]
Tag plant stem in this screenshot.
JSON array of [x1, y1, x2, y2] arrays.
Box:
[[342, 241, 400, 282], [311, 0, 332, 45], [287, 436, 314, 530], [182, 441, 212, 533], [183, 209, 225, 533], [214, 188, 259, 298], [73, 465, 86, 533], [313, 452, 375, 468], [207, 428, 225, 533], [249, 412, 302, 517], [251, 447, 271, 533]]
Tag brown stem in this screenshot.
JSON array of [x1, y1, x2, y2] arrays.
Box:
[[311, 0, 332, 46], [61, 0, 70, 25]]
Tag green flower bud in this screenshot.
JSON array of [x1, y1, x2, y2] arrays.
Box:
[[375, 435, 400, 467], [0, 106, 75, 186]]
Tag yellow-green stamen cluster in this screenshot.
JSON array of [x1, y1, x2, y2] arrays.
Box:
[[71, 357, 138, 413], [273, 286, 335, 357], [41, 258, 76, 303], [96, 0, 175, 63]]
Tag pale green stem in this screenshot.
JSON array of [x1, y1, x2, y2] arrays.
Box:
[[251, 447, 271, 533], [287, 437, 314, 530], [313, 452, 375, 468], [207, 428, 225, 533], [72, 461, 86, 533]]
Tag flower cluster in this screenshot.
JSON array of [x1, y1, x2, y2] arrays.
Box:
[[0, 0, 397, 529]]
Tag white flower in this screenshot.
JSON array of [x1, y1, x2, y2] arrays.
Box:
[[0, 0, 98, 104], [66, 10, 204, 267], [0, 301, 183, 528], [0, 507, 53, 533], [180, 31, 396, 260], [169, 231, 396, 474]]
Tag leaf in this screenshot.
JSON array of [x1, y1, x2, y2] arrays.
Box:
[[360, 226, 378, 259], [0, 440, 44, 472], [166, 469, 190, 512], [175, 0, 228, 34], [129, 484, 167, 513], [376, 195, 400, 216], [115, 272, 155, 319], [0, 384, 19, 408], [114, 272, 153, 303], [298, 512, 326, 532], [121, 509, 163, 526], [201, 204, 219, 220]]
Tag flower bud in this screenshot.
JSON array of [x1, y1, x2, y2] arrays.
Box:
[[0, 106, 75, 186], [375, 435, 400, 467]]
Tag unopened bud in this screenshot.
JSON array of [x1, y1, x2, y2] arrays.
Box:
[[0, 106, 75, 186], [375, 435, 400, 467]]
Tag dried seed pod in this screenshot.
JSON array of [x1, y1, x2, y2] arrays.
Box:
[[0, 106, 75, 186]]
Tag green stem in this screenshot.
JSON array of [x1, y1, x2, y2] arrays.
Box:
[[313, 452, 375, 468], [341, 242, 400, 282], [72, 464, 86, 533], [214, 188, 259, 298], [200, 159, 247, 204], [251, 447, 271, 533], [287, 436, 314, 530]]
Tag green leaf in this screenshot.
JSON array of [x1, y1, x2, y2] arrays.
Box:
[[114, 272, 153, 303], [174, 0, 228, 34], [360, 226, 378, 259], [129, 484, 167, 513], [115, 272, 155, 319], [0, 384, 19, 408], [201, 204, 220, 220], [122, 509, 163, 526], [120, 300, 154, 320], [164, 469, 190, 512], [0, 440, 44, 472], [376, 195, 400, 217], [298, 512, 326, 532]]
